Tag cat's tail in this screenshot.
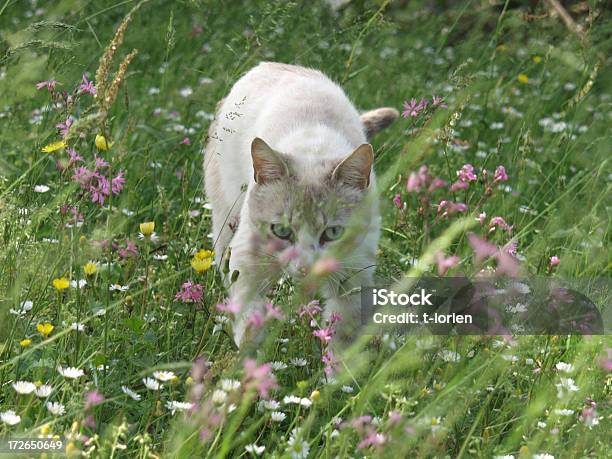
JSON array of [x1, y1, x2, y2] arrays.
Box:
[[360, 107, 399, 139]]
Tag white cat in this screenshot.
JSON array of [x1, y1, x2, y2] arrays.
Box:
[[204, 62, 397, 345]]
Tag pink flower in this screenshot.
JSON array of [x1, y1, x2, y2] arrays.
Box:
[[265, 302, 284, 321], [401, 98, 427, 118], [449, 180, 469, 193], [118, 240, 139, 259], [311, 256, 339, 276], [393, 194, 402, 208], [457, 164, 477, 182], [67, 148, 83, 164], [493, 165, 508, 183], [434, 251, 460, 276], [216, 298, 241, 315], [357, 430, 386, 450], [242, 359, 277, 399], [489, 216, 513, 234], [84, 390, 105, 410], [431, 95, 447, 108], [467, 233, 498, 263], [56, 116, 74, 137], [406, 172, 422, 192], [322, 350, 339, 375], [111, 172, 126, 195], [477, 212, 487, 224], [437, 200, 467, 216], [550, 256, 560, 267], [36, 80, 58, 91], [181, 137, 191, 145], [94, 156, 109, 169], [298, 300, 322, 319], [313, 327, 335, 344], [328, 312, 343, 324], [247, 310, 265, 330], [79, 74, 96, 96], [175, 281, 204, 303], [428, 177, 447, 192], [503, 240, 518, 255]]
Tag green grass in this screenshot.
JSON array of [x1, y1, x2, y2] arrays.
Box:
[[0, 0, 610, 457]]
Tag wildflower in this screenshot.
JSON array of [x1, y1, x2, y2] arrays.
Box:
[[139, 221, 155, 236], [265, 302, 284, 320], [550, 256, 560, 267], [555, 377, 579, 399], [181, 137, 191, 145], [216, 298, 241, 315], [433, 251, 460, 276], [402, 98, 427, 117], [517, 73, 529, 84], [95, 134, 113, 151], [84, 391, 105, 410], [580, 407, 600, 429], [46, 402, 66, 416], [431, 95, 446, 107], [37, 323, 54, 338], [393, 193, 402, 208], [70, 279, 87, 289], [67, 148, 83, 163], [298, 300, 322, 319], [555, 362, 574, 373], [143, 377, 162, 391], [290, 357, 308, 367], [20, 338, 31, 347], [406, 172, 422, 192], [449, 180, 469, 193], [457, 164, 477, 182], [271, 411, 286, 422], [245, 444, 266, 456], [191, 249, 214, 273], [109, 284, 129, 292], [117, 240, 138, 259], [11, 300, 33, 316], [175, 281, 204, 303], [52, 277, 70, 291], [437, 200, 467, 216], [166, 400, 194, 414], [1, 410, 21, 425], [322, 350, 338, 375], [153, 371, 176, 382], [36, 80, 58, 91], [56, 116, 73, 137], [438, 350, 461, 362], [493, 165, 508, 183], [13, 381, 36, 395], [112, 172, 126, 194], [122, 386, 141, 401], [79, 74, 96, 95], [35, 385, 53, 398], [42, 140, 67, 153], [243, 359, 278, 399], [313, 327, 335, 344], [489, 216, 513, 234], [477, 212, 487, 224], [83, 261, 98, 276], [34, 184, 50, 193], [57, 366, 85, 379], [310, 390, 320, 402], [287, 436, 310, 459], [220, 379, 241, 392], [311, 256, 339, 276], [533, 55, 542, 63]]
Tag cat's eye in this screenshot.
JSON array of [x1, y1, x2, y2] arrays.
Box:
[[321, 225, 345, 243], [270, 223, 293, 240]]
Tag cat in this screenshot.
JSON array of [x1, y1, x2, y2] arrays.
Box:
[[204, 62, 398, 346]]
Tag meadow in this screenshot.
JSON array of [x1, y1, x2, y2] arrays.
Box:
[[0, 0, 610, 457]]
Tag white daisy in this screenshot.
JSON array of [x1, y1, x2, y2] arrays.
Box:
[[46, 402, 65, 416], [220, 379, 240, 391], [109, 284, 129, 292], [10, 300, 33, 316], [555, 377, 579, 399], [270, 411, 286, 422], [121, 386, 141, 401], [0, 410, 21, 425], [153, 371, 175, 382], [34, 184, 50, 193], [70, 322, 86, 332], [290, 357, 307, 367], [143, 377, 161, 391], [35, 385, 53, 398], [270, 361, 288, 371], [286, 436, 309, 459], [166, 400, 194, 414], [70, 279, 87, 289], [555, 362, 574, 373], [438, 350, 461, 362], [57, 366, 84, 379], [212, 389, 227, 405], [153, 254, 168, 261], [245, 444, 265, 456], [12, 381, 36, 395], [262, 399, 280, 410], [553, 409, 574, 416], [341, 385, 354, 393]]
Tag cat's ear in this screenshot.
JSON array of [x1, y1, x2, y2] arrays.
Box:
[[251, 137, 289, 184], [331, 144, 374, 189]]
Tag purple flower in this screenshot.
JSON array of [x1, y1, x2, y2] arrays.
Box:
[[79, 74, 96, 96], [216, 298, 241, 315], [550, 256, 561, 267], [36, 80, 58, 92], [118, 240, 139, 259], [175, 281, 204, 303], [94, 156, 109, 169], [401, 98, 427, 118], [67, 148, 83, 164], [298, 300, 322, 319], [449, 180, 469, 193], [84, 390, 105, 410], [393, 193, 402, 208], [181, 137, 191, 145], [312, 327, 335, 344], [493, 165, 508, 183], [56, 116, 74, 138], [111, 172, 125, 195], [457, 164, 477, 182]]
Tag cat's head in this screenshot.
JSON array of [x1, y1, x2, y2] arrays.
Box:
[[247, 137, 375, 277]]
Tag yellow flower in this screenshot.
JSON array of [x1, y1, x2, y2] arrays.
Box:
[[191, 249, 214, 273], [185, 376, 194, 386], [52, 277, 70, 291], [140, 221, 155, 236], [95, 134, 113, 151], [37, 323, 54, 337], [532, 55, 542, 64], [309, 390, 320, 402], [83, 261, 98, 276], [41, 140, 67, 153], [517, 73, 529, 84], [40, 424, 51, 436], [20, 338, 32, 348]]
